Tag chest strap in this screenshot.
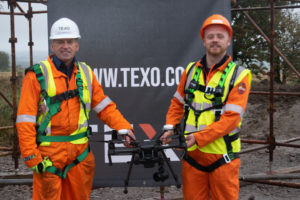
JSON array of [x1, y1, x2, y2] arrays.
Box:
[[50, 89, 79, 104], [46, 145, 90, 179], [184, 62, 239, 127]]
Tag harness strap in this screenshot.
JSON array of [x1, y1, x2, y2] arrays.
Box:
[[184, 152, 239, 173], [184, 62, 237, 127], [183, 61, 242, 172], [37, 129, 91, 143], [184, 132, 240, 172], [46, 145, 90, 179], [31, 62, 90, 143], [29, 64, 62, 137], [50, 89, 79, 104]]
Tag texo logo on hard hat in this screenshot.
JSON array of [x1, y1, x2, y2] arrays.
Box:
[[58, 26, 70, 31], [211, 19, 224, 24]]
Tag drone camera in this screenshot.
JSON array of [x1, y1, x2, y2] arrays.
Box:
[[153, 167, 169, 182]]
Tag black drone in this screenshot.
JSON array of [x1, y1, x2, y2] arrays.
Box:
[[105, 125, 187, 194]]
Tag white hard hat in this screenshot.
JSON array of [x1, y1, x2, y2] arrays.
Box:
[[49, 17, 81, 40]]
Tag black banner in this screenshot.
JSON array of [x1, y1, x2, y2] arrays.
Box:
[[47, 0, 231, 187]]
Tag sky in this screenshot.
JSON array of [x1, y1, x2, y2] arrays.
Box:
[[0, 2, 48, 66]]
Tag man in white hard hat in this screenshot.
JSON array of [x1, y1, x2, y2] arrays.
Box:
[[16, 17, 136, 200]]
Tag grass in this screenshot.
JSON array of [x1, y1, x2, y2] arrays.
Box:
[[0, 72, 22, 146]]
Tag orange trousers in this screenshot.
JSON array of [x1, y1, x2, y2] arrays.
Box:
[[182, 150, 240, 200], [32, 143, 95, 200]]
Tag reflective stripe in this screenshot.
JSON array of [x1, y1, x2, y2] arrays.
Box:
[[86, 103, 91, 111], [185, 124, 207, 132], [79, 62, 93, 108], [203, 102, 212, 110], [185, 123, 239, 134], [235, 66, 245, 81], [39, 62, 49, 90], [78, 120, 88, 130], [185, 63, 196, 91], [45, 126, 51, 135], [185, 124, 197, 132], [198, 125, 207, 131], [24, 154, 36, 161], [190, 102, 200, 110], [231, 127, 240, 134], [93, 96, 112, 113], [16, 115, 36, 123], [224, 104, 244, 115], [174, 91, 184, 104]]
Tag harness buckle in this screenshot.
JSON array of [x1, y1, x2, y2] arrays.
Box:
[[41, 90, 48, 98], [189, 80, 198, 90], [205, 86, 214, 95], [63, 91, 72, 100], [87, 126, 92, 138], [223, 154, 231, 163], [214, 86, 224, 97]]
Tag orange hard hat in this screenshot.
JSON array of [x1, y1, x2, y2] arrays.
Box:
[[200, 14, 232, 39]]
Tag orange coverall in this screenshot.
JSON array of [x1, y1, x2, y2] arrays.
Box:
[[166, 55, 251, 200], [16, 56, 132, 200]]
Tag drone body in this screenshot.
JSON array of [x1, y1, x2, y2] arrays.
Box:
[[106, 125, 186, 193]]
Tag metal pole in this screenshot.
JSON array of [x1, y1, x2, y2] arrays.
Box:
[[241, 137, 300, 154], [232, 5, 300, 11], [251, 91, 300, 96], [240, 173, 300, 181], [242, 179, 300, 189], [268, 0, 275, 172], [236, 5, 300, 79], [8, 0, 20, 170], [27, 2, 34, 66]]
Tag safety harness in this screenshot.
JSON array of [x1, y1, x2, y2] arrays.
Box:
[[183, 61, 240, 172], [26, 63, 91, 179]]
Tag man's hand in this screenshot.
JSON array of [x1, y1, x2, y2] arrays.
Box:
[[122, 129, 136, 148], [160, 130, 174, 145], [185, 134, 196, 148], [31, 157, 53, 174]]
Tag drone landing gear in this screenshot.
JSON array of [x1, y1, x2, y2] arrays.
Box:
[[122, 150, 181, 194]]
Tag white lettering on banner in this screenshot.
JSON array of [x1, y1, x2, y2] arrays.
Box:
[[93, 66, 184, 88], [151, 67, 160, 87], [165, 67, 175, 86], [140, 67, 150, 87], [131, 67, 139, 87], [120, 68, 130, 87]]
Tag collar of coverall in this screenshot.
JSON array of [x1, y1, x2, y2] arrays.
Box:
[[51, 54, 77, 79], [196, 54, 231, 74]]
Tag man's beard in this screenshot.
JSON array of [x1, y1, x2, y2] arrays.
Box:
[[207, 43, 226, 57]]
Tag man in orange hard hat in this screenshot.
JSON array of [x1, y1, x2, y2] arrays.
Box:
[[161, 14, 251, 200], [16, 17, 136, 200]]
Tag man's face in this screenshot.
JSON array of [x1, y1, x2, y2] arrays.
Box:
[[50, 39, 79, 66], [203, 25, 231, 57]]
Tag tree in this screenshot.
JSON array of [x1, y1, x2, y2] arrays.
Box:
[[0, 51, 10, 72], [275, 11, 300, 83], [231, 0, 300, 84]]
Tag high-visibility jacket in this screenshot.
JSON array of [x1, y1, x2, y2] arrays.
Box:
[[166, 55, 251, 155], [33, 60, 92, 146], [16, 55, 132, 168]]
